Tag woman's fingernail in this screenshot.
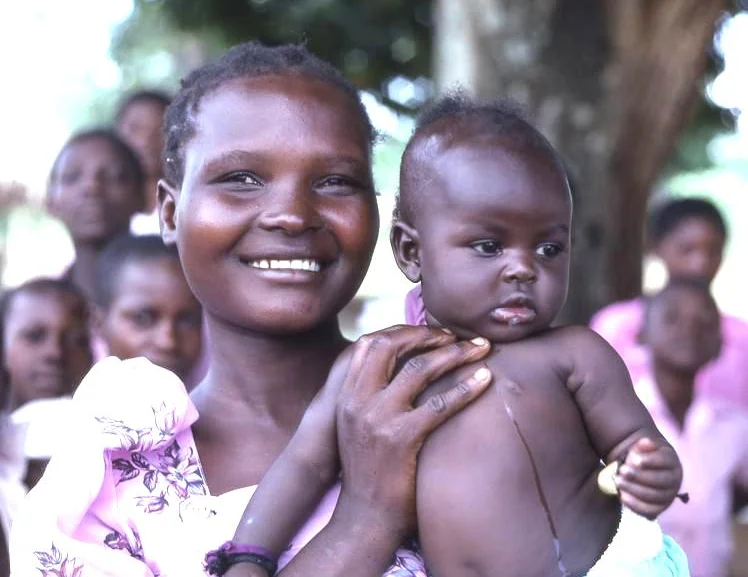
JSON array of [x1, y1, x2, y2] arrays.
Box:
[[442, 328, 453, 335], [471, 337, 487, 346], [473, 367, 491, 381]]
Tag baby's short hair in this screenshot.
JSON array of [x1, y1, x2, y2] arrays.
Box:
[[647, 197, 727, 246], [396, 91, 567, 223], [95, 234, 180, 309]]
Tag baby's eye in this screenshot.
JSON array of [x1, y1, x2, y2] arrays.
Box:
[[471, 240, 502, 255], [535, 243, 563, 258]]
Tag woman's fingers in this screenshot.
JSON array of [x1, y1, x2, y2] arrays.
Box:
[[386, 337, 491, 404], [408, 365, 492, 437], [342, 325, 457, 397]]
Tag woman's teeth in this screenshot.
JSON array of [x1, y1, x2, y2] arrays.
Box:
[[248, 259, 321, 272]]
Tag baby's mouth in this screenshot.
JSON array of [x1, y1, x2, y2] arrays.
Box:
[[492, 296, 537, 325]]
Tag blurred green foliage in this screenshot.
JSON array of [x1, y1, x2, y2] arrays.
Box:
[[103, 0, 743, 177], [112, 0, 432, 111]]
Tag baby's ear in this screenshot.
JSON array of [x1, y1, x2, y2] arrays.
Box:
[[157, 179, 178, 245], [390, 220, 422, 283]]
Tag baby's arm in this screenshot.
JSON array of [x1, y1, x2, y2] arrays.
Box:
[[231, 349, 351, 556], [563, 326, 682, 519]]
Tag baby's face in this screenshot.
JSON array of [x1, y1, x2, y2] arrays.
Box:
[[409, 141, 571, 342]]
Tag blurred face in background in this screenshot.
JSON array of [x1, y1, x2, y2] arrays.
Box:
[[652, 218, 725, 285], [643, 285, 721, 374], [48, 137, 143, 246], [116, 99, 167, 179], [97, 257, 202, 381], [3, 289, 92, 409]]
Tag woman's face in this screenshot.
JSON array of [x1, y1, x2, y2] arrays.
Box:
[[159, 75, 379, 335], [48, 137, 143, 246]]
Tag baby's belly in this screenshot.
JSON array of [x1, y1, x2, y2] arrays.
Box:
[[417, 389, 621, 577]]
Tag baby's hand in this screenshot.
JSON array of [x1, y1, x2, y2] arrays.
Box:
[[614, 437, 683, 519]]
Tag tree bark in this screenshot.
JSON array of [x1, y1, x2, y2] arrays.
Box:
[[433, 0, 726, 322]]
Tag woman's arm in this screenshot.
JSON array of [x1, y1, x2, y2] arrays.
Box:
[[228, 326, 491, 577], [230, 351, 351, 558]]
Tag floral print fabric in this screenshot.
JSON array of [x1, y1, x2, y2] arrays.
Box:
[[11, 357, 426, 576]]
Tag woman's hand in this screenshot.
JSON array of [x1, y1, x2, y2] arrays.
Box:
[[332, 325, 492, 540]]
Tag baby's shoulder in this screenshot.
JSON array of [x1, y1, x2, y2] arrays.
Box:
[[540, 324, 618, 352], [514, 325, 625, 375]]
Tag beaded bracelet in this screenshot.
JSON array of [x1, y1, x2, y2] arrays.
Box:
[[204, 541, 278, 576]]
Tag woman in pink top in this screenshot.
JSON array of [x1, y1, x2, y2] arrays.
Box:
[[635, 277, 748, 577], [590, 197, 748, 408], [10, 42, 493, 577]]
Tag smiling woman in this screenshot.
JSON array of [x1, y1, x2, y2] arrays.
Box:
[[10, 41, 490, 577]]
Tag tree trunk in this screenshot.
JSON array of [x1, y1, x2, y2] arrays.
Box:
[[433, 0, 726, 322]]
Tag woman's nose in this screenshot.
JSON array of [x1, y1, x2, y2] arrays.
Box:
[[257, 184, 324, 236]]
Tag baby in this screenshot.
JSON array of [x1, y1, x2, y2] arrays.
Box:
[[228, 96, 686, 577]]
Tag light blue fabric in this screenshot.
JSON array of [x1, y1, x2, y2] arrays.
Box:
[[584, 534, 690, 576]]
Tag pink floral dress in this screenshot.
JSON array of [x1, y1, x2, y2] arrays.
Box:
[[10, 357, 427, 576]]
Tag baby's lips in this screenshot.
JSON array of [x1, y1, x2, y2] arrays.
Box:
[[491, 307, 537, 325]]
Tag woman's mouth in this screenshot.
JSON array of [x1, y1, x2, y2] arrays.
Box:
[[244, 258, 322, 272]]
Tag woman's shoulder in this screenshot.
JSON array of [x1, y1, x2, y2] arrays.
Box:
[[73, 357, 199, 452]]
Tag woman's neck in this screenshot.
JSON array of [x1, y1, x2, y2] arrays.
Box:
[[193, 315, 349, 425], [652, 359, 696, 429], [69, 243, 102, 302]]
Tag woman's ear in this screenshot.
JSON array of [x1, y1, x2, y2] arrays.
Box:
[[157, 179, 178, 246], [390, 220, 422, 283]]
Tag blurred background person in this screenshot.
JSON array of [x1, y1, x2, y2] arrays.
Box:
[[46, 129, 145, 302], [93, 234, 202, 385], [591, 198, 748, 409], [635, 277, 748, 577], [114, 90, 171, 235]]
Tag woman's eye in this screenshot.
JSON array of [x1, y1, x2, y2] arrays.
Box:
[[536, 243, 563, 258], [471, 241, 502, 255], [224, 172, 262, 186], [317, 175, 364, 194]]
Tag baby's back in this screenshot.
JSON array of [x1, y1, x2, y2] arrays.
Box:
[[416, 327, 621, 577]]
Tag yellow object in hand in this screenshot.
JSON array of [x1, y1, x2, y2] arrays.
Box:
[[597, 461, 619, 496]]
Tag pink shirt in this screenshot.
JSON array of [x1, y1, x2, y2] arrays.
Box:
[[10, 357, 426, 576], [635, 374, 748, 577], [591, 298, 748, 408]]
